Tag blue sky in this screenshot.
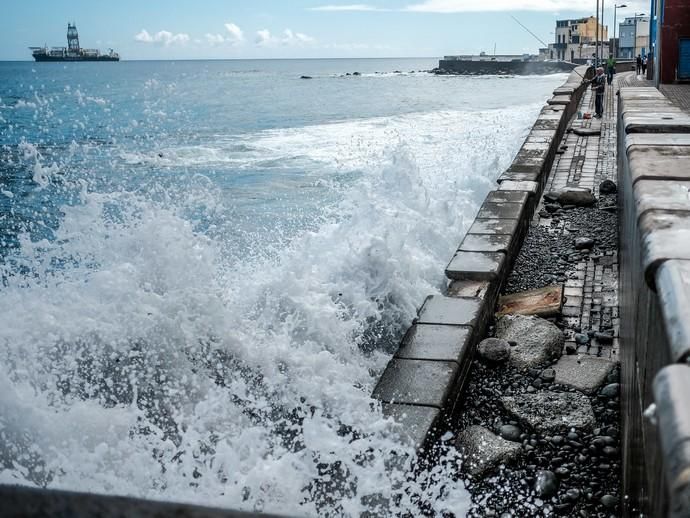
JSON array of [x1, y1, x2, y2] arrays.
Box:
[[4, 0, 649, 60]]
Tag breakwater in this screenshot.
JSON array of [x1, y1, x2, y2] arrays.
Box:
[[436, 59, 576, 76], [370, 66, 590, 454]]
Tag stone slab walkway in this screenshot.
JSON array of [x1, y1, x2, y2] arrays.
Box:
[[533, 74, 623, 362]]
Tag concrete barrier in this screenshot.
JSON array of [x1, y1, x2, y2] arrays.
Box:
[[617, 86, 690, 517], [372, 66, 589, 458]]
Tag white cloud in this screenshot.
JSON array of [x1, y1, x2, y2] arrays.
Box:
[[283, 29, 316, 45], [134, 29, 190, 46], [255, 28, 316, 47], [224, 22, 245, 43], [404, 0, 601, 12], [255, 29, 272, 46], [309, 4, 387, 10], [205, 33, 225, 45]]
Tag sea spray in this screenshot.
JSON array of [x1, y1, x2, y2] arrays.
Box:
[[0, 60, 567, 515]]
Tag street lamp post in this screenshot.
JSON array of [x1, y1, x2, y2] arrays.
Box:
[[596, 0, 600, 66], [613, 4, 627, 59]]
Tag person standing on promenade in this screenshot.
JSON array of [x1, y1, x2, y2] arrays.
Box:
[[636, 54, 643, 75], [585, 67, 606, 118], [606, 55, 616, 85], [642, 55, 648, 75]]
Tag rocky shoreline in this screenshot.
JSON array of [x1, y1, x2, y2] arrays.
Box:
[[452, 185, 622, 517]]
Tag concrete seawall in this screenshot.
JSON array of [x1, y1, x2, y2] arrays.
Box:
[[437, 59, 576, 76], [371, 66, 590, 453], [617, 86, 690, 517]]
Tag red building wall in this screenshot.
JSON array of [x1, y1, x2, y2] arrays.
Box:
[[661, 0, 690, 82]]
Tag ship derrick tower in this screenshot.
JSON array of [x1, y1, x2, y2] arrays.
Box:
[[67, 23, 80, 53]]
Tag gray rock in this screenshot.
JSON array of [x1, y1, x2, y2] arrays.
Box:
[[499, 424, 522, 442], [600, 494, 618, 508], [501, 391, 596, 433], [574, 333, 589, 345], [457, 425, 522, 476], [599, 179, 617, 194], [574, 237, 595, 250], [478, 338, 511, 362], [601, 383, 620, 397], [535, 470, 559, 498], [546, 188, 596, 207], [541, 368, 556, 382], [553, 355, 616, 395], [495, 315, 564, 370]]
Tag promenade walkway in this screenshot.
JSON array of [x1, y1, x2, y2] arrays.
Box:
[[458, 73, 627, 516]]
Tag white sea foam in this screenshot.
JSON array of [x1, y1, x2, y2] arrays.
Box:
[[0, 81, 554, 515]]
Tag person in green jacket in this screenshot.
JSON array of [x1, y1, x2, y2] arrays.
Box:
[[606, 56, 616, 85]]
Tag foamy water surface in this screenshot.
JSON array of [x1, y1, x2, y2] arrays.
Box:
[[0, 59, 566, 516]]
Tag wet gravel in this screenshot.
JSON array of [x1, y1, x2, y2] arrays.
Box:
[[451, 192, 622, 517], [504, 194, 617, 295]]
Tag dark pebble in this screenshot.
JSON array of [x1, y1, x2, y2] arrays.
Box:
[[535, 470, 559, 498], [499, 424, 522, 442]]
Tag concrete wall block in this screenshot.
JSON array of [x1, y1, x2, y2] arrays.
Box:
[[625, 133, 690, 151], [498, 170, 540, 183], [0, 485, 276, 518], [547, 95, 571, 105], [477, 201, 524, 220], [458, 233, 513, 253], [372, 358, 459, 408], [395, 323, 473, 364], [627, 145, 690, 184], [416, 294, 481, 327], [634, 180, 690, 216], [485, 191, 529, 205], [655, 260, 690, 362], [381, 402, 441, 451], [653, 364, 690, 518], [444, 250, 506, 281], [623, 112, 690, 134], [639, 211, 690, 288], [497, 181, 539, 194], [468, 217, 519, 237]]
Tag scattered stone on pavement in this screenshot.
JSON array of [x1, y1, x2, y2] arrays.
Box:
[[552, 355, 616, 394], [457, 425, 522, 476], [495, 315, 564, 370], [477, 337, 511, 362], [501, 391, 596, 434]]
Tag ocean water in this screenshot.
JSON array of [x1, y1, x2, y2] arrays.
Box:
[[0, 58, 566, 516]]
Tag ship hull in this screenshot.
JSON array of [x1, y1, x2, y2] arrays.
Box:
[[32, 55, 119, 62]]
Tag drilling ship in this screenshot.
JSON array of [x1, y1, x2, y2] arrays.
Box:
[[30, 23, 119, 62]]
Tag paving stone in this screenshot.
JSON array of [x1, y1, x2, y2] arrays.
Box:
[[381, 402, 441, 450], [477, 202, 525, 220], [445, 250, 506, 281], [372, 358, 458, 408], [501, 391, 596, 434], [458, 233, 513, 253], [416, 295, 481, 326], [457, 425, 522, 476], [495, 314, 564, 370], [552, 355, 617, 394], [395, 324, 472, 363]]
